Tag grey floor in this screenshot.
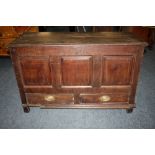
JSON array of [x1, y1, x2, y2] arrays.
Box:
[[0, 47, 155, 128]]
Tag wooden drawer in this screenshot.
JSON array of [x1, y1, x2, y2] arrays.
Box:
[[80, 93, 129, 104], [26, 93, 74, 105]]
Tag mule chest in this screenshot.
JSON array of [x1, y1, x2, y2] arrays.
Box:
[[9, 32, 147, 113]]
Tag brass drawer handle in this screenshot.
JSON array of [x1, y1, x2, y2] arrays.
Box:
[[44, 95, 55, 102], [99, 95, 111, 102]]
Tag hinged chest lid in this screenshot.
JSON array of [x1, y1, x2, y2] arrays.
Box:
[[9, 32, 148, 47]]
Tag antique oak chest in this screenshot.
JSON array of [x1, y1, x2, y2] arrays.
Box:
[[9, 32, 147, 113]]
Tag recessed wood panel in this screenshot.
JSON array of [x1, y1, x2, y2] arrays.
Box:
[[61, 56, 92, 86], [20, 57, 51, 85], [102, 56, 133, 85]]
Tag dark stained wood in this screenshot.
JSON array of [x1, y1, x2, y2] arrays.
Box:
[[10, 48, 27, 109], [126, 108, 133, 113], [9, 32, 147, 47], [61, 56, 92, 86], [50, 56, 61, 87], [39, 103, 135, 109], [92, 56, 102, 87], [122, 26, 150, 42], [80, 93, 129, 104], [102, 56, 134, 85], [24, 86, 131, 94], [9, 32, 147, 112], [128, 47, 144, 105], [20, 57, 52, 86], [23, 106, 30, 113], [13, 45, 144, 57], [74, 93, 80, 104], [26, 93, 74, 105]]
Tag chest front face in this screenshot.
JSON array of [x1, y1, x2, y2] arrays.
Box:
[[18, 46, 136, 88], [10, 44, 144, 111], [9, 32, 146, 112]]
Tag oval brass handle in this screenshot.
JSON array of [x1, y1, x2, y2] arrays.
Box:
[[44, 95, 55, 102], [99, 95, 111, 102]]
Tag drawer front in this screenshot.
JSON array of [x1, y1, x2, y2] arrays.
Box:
[[26, 93, 74, 105], [80, 94, 129, 104]]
